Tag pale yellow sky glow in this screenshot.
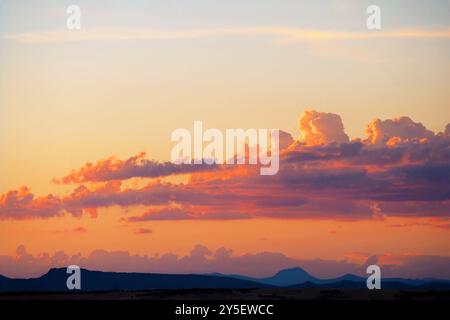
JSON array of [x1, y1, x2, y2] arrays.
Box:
[[4, 27, 450, 44]]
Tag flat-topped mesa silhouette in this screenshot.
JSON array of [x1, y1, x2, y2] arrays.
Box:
[[0, 268, 272, 292]]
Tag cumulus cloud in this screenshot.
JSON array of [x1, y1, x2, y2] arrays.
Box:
[[1, 111, 449, 221], [298, 110, 350, 145], [276, 129, 295, 150], [0, 187, 65, 220], [365, 117, 434, 145]]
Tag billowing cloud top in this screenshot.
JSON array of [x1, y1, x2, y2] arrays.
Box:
[[298, 110, 350, 145], [366, 117, 435, 145]]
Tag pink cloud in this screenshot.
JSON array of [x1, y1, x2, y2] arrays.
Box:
[[1, 111, 449, 221]]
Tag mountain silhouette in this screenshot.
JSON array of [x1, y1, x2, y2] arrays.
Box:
[[263, 267, 318, 286], [1, 267, 449, 292], [210, 267, 319, 286], [0, 268, 272, 292], [211, 267, 362, 286], [211, 267, 450, 289]]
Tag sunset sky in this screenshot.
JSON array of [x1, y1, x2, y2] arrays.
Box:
[[0, 0, 449, 279]]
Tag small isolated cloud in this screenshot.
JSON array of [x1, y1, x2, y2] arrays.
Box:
[[134, 228, 152, 235], [53, 227, 87, 234], [128, 207, 195, 221], [72, 227, 87, 233]]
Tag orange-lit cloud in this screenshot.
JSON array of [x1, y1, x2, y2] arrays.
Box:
[[366, 116, 435, 145], [0, 186, 65, 220], [1, 111, 449, 221], [298, 110, 349, 145], [55, 152, 218, 184]]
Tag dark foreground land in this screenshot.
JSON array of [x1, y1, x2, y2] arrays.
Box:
[[1, 288, 450, 300]]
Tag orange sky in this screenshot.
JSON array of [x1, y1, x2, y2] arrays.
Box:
[[0, 1, 449, 276], [1, 213, 449, 260]]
